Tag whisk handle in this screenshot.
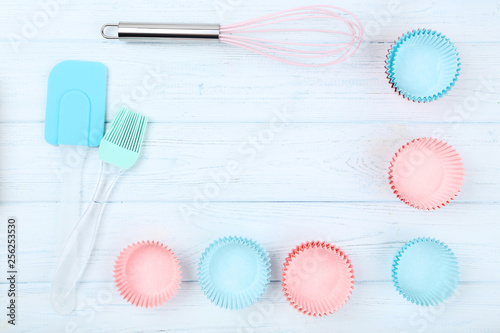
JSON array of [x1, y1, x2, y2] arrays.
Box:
[[101, 23, 220, 41]]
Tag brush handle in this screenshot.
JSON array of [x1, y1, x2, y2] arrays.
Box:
[[101, 23, 220, 41], [51, 162, 123, 314]]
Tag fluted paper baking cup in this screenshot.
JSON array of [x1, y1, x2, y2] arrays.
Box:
[[389, 138, 465, 210], [392, 237, 459, 306], [198, 236, 271, 310], [114, 240, 181, 308], [282, 241, 354, 316], [386, 29, 460, 102]]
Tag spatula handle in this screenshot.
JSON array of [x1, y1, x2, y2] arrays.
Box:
[[51, 162, 123, 314], [58, 146, 88, 253]]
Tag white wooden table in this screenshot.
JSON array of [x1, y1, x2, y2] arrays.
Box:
[[1, 0, 499, 331]]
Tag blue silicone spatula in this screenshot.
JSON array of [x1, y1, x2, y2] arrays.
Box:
[[45, 60, 107, 314], [45, 60, 107, 146]]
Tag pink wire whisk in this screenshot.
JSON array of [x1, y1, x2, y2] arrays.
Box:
[[102, 5, 363, 67]]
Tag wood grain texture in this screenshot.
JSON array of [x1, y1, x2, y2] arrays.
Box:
[[0, 0, 499, 332]]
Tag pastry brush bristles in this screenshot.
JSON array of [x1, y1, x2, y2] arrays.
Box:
[[103, 107, 148, 153]]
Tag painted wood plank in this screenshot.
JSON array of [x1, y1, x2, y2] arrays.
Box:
[[0, 42, 498, 123], [1, 123, 499, 202], [3, 281, 499, 332], [1, 0, 499, 43], [1, 202, 499, 283]]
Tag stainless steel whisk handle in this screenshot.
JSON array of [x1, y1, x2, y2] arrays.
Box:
[[101, 23, 221, 41]]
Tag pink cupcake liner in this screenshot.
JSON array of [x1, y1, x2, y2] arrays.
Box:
[[282, 241, 354, 316], [113, 240, 182, 308], [389, 138, 465, 210]]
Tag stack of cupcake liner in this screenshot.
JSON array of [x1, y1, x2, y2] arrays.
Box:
[[282, 241, 355, 316], [392, 238, 459, 306], [114, 240, 182, 308], [198, 236, 271, 310], [388, 137, 465, 210], [386, 29, 461, 102]]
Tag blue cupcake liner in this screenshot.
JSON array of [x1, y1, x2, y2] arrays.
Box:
[[392, 237, 459, 306], [198, 236, 271, 310], [385, 29, 461, 103]]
